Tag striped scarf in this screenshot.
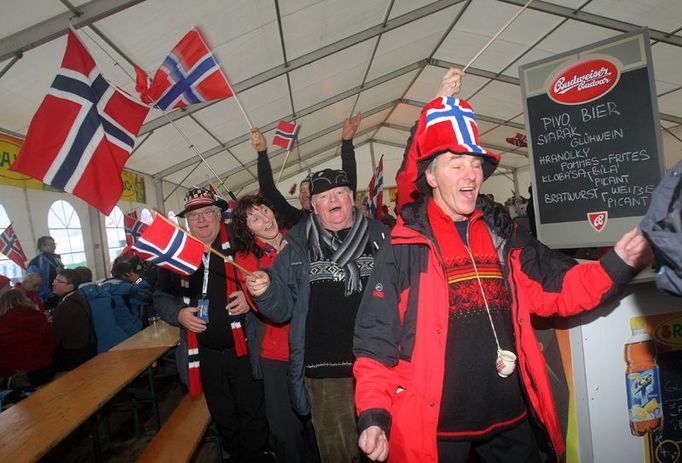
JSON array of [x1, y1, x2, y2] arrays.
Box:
[[184, 222, 248, 396], [306, 207, 369, 296]]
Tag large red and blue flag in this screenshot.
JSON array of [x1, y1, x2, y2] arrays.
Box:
[[0, 224, 27, 270], [135, 28, 233, 110], [367, 155, 384, 220], [132, 214, 205, 276], [272, 120, 300, 150], [10, 29, 150, 215]]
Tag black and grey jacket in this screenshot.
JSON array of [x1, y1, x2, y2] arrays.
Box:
[[253, 215, 389, 415]]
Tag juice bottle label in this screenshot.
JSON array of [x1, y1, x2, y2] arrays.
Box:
[[625, 368, 662, 422]]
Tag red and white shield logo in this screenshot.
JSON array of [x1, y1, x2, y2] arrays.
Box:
[[587, 211, 608, 232]]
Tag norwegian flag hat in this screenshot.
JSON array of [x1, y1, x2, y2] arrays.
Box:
[[177, 186, 228, 218], [413, 96, 500, 193]]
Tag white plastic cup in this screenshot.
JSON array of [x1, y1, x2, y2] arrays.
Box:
[[496, 349, 517, 378]]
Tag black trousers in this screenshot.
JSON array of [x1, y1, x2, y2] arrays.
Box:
[[261, 357, 321, 463], [199, 345, 269, 462], [437, 419, 540, 463]]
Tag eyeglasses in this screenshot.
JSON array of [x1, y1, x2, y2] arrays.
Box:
[[186, 209, 219, 221]]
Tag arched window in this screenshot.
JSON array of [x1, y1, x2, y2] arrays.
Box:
[[48, 200, 87, 268], [105, 206, 126, 262], [0, 204, 23, 281]]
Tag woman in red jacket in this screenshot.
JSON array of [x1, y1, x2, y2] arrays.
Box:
[[0, 290, 55, 387], [233, 195, 320, 463]]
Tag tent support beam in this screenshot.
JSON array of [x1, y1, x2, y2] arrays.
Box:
[[0, 0, 147, 62]]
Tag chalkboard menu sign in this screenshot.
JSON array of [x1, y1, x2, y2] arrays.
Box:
[[519, 29, 664, 248]]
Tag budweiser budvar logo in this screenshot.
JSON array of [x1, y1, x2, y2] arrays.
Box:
[[549, 58, 620, 104]]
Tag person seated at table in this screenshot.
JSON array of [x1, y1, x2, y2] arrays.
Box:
[[14, 272, 45, 313], [233, 194, 321, 463], [108, 261, 153, 335], [74, 266, 93, 285], [52, 269, 97, 371], [0, 290, 55, 388]]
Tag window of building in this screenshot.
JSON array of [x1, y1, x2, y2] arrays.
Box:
[[0, 204, 24, 281], [105, 206, 126, 263], [48, 200, 87, 268]]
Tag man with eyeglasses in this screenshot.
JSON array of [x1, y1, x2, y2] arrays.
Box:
[[154, 187, 273, 463], [51, 269, 97, 372]]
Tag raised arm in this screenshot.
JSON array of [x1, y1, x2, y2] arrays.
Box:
[[396, 69, 464, 212], [252, 128, 303, 227], [341, 113, 361, 195]]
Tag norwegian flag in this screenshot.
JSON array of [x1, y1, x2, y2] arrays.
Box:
[[135, 28, 233, 110], [124, 213, 147, 246], [367, 155, 384, 220], [10, 29, 150, 215], [272, 120, 300, 150], [132, 214, 205, 276], [506, 132, 527, 148], [0, 224, 27, 270]]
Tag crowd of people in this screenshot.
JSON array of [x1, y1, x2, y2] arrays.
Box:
[[0, 68, 657, 463]]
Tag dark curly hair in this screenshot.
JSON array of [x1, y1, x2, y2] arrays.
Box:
[[233, 195, 281, 258]]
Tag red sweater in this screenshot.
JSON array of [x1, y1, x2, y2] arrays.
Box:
[[0, 307, 54, 376], [236, 235, 289, 362]]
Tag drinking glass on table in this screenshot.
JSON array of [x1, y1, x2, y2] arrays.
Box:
[[148, 315, 161, 335]]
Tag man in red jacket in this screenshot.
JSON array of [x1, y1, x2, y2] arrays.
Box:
[[353, 69, 653, 463]]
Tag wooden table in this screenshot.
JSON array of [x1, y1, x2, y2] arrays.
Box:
[[111, 321, 180, 351], [0, 347, 169, 462]]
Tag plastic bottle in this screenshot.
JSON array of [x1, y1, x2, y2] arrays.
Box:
[[624, 317, 663, 436]]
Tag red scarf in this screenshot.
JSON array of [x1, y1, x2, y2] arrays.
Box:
[[185, 222, 247, 396]]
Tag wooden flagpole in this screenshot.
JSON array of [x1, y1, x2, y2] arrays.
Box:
[[462, 0, 535, 72], [275, 149, 292, 186]]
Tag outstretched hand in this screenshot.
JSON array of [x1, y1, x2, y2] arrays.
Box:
[[342, 113, 362, 140], [435, 67, 465, 99], [250, 128, 267, 151], [614, 227, 654, 270]]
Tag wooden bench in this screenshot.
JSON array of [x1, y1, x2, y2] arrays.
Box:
[[137, 393, 215, 463], [0, 347, 170, 462]]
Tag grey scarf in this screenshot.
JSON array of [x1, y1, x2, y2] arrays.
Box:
[[306, 208, 369, 296]]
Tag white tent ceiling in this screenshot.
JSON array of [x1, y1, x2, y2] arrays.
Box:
[[1, 0, 681, 200]]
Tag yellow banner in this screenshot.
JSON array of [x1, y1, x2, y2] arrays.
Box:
[[0, 132, 44, 190], [120, 170, 146, 204], [0, 132, 146, 204]]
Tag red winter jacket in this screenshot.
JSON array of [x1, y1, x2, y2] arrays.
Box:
[[0, 306, 54, 377], [236, 233, 290, 362], [353, 197, 637, 462]]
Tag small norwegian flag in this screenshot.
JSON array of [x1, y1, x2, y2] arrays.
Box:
[[272, 120, 300, 150], [367, 155, 384, 220], [132, 214, 205, 275], [124, 213, 147, 246], [505, 132, 527, 148], [0, 224, 28, 270]]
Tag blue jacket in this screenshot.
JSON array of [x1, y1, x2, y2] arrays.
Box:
[[27, 251, 63, 302], [79, 278, 152, 352]]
